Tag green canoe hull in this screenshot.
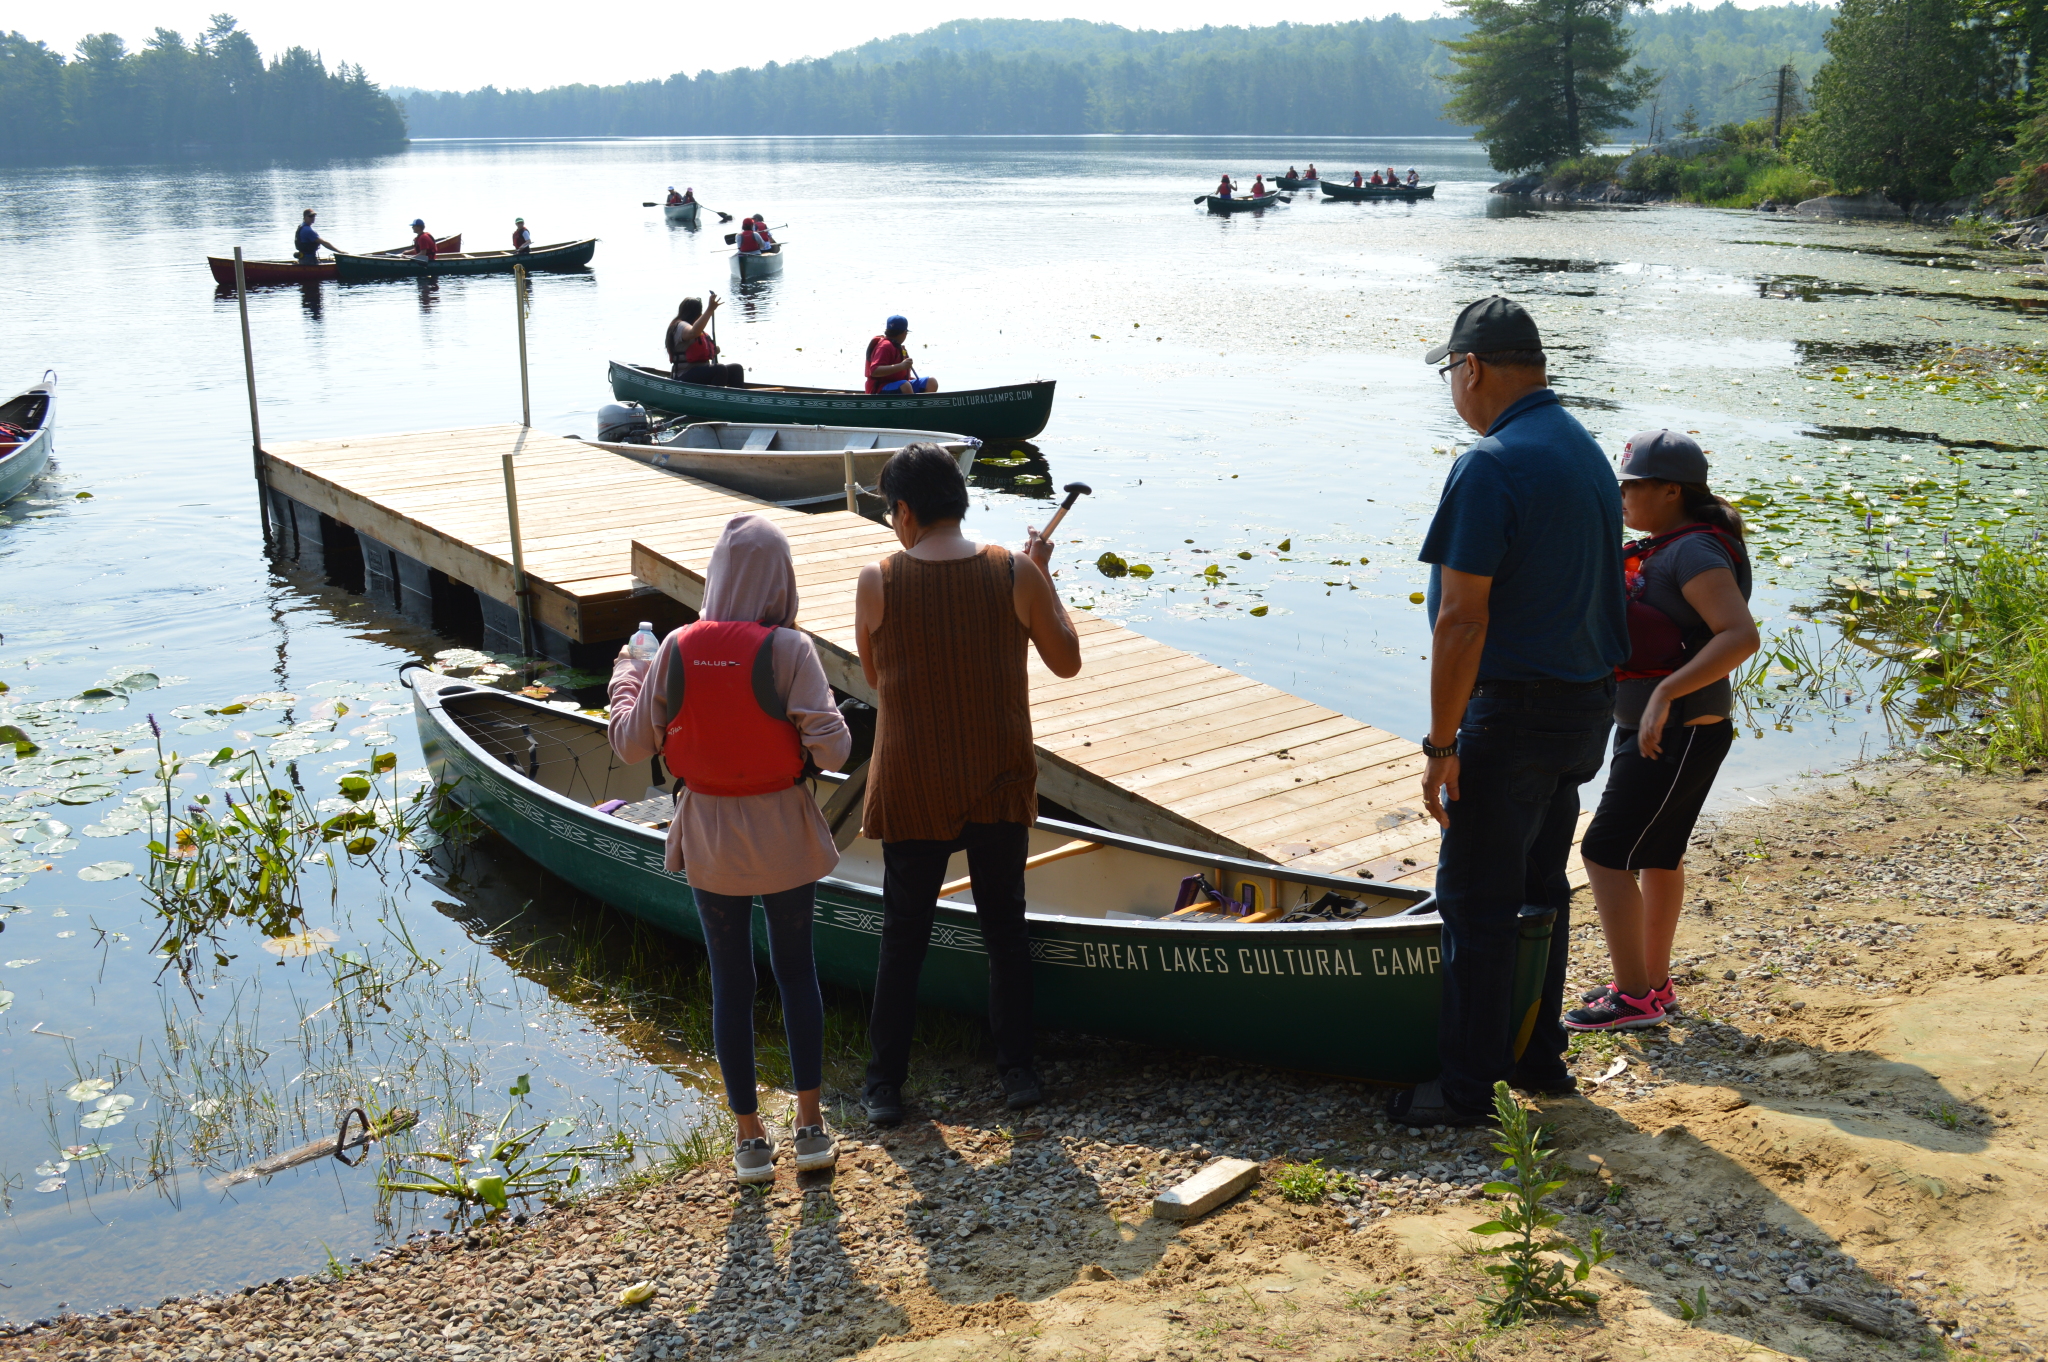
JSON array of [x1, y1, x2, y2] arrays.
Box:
[[1320, 182, 1436, 201], [412, 680, 1557, 1084], [335, 238, 597, 279], [608, 361, 1057, 443], [1204, 194, 1278, 214]]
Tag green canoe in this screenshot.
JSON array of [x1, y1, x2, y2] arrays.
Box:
[[335, 237, 597, 280], [409, 675, 1559, 1084], [608, 361, 1057, 443], [1204, 193, 1279, 214], [1320, 181, 1437, 201]]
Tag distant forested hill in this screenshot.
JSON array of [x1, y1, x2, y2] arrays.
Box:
[[0, 16, 407, 164], [397, 5, 1837, 140]]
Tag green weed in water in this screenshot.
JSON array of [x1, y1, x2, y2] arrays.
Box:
[[381, 1072, 633, 1222]]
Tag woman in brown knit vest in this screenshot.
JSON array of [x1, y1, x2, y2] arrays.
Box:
[[855, 444, 1081, 1124]]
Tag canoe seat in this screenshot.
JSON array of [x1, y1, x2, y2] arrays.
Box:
[[843, 432, 878, 451], [742, 428, 776, 452]]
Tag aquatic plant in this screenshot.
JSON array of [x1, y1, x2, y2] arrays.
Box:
[[381, 1073, 633, 1220], [1468, 1080, 1613, 1326]]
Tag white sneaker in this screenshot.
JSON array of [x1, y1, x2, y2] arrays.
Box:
[[734, 1137, 776, 1184], [792, 1124, 837, 1172]]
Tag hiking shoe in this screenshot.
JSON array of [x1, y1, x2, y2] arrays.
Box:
[[863, 1084, 904, 1127], [1385, 1078, 1491, 1128], [1581, 978, 1676, 1010], [734, 1136, 776, 1184], [792, 1124, 838, 1172], [1564, 989, 1667, 1032], [1000, 1067, 1043, 1111]]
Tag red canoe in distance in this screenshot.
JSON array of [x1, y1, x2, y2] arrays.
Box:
[[206, 235, 464, 286]]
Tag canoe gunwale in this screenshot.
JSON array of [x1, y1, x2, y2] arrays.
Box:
[[334, 238, 597, 279], [416, 679, 1444, 935], [0, 374, 56, 505]]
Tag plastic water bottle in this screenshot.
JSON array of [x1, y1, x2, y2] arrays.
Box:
[[626, 622, 660, 662]]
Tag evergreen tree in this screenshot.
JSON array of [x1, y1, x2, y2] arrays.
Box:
[[1805, 0, 2013, 201], [1439, 0, 1660, 170]]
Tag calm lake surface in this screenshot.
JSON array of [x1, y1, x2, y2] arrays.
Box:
[[0, 134, 2035, 1317]]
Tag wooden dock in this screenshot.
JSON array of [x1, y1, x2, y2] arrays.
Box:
[[262, 424, 1588, 889]]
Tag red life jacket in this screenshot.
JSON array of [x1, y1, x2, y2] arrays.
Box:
[[738, 228, 761, 252], [1618, 522, 1746, 680], [659, 621, 805, 796]]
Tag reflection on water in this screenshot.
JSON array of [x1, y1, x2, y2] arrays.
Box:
[[0, 133, 2036, 1317]]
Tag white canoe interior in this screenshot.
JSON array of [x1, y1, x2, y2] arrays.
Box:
[[590, 423, 977, 506], [438, 686, 1428, 927]]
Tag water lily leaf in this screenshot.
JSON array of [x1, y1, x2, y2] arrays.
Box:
[[260, 928, 338, 957], [33, 838, 77, 854], [1129, 563, 1154, 579], [0, 991, 13, 1013], [304, 680, 358, 697], [344, 835, 378, 856], [78, 1110, 124, 1129], [34, 1160, 69, 1177], [1249, 605, 1270, 617], [68, 693, 128, 714], [177, 718, 228, 735], [66, 1078, 113, 1101], [58, 785, 117, 806], [78, 861, 134, 882], [95, 1093, 135, 1113], [110, 673, 159, 693], [465, 1172, 508, 1210], [62, 1144, 109, 1159], [34, 1177, 65, 1193]]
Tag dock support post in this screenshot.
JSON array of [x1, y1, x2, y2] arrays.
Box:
[[514, 265, 531, 428], [501, 450, 536, 667], [844, 449, 859, 515], [232, 247, 274, 549]]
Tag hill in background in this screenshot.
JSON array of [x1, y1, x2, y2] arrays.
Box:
[[397, 4, 1837, 140]]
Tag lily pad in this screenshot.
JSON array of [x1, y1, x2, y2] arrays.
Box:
[[32, 838, 78, 854], [109, 672, 159, 693], [95, 1093, 135, 1113], [58, 784, 117, 806], [0, 990, 13, 1013], [66, 1078, 113, 1102], [34, 1177, 65, 1193], [304, 680, 360, 697], [260, 928, 339, 957], [78, 1110, 124, 1129], [77, 861, 134, 882], [62, 1144, 109, 1159], [34, 1160, 69, 1177], [3, 958, 38, 968], [177, 718, 229, 735]]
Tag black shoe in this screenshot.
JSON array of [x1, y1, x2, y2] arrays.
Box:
[[1509, 1068, 1581, 1099], [863, 1083, 904, 1127], [1000, 1067, 1043, 1111], [1385, 1078, 1491, 1128]]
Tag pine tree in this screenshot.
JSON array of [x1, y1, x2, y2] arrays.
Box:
[[1439, 0, 1658, 170], [1805, 0, 2012, 201]]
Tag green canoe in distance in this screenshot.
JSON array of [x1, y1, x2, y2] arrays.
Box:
[[608, 361, 1057, 443], [335, 238, 597, 280], [410, 676, 1559, 1084], [1319, 181, 1437, 201], [1203, 193, 1279, 214]]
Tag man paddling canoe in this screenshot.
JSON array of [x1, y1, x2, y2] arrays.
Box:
[[407, 219, 437, 262], [865, 316, 936, 394], [295, 209, 339, 265]]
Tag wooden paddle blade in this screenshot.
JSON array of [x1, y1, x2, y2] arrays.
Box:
[[641, 202, 656, 207], [717, 212, 733, 222]]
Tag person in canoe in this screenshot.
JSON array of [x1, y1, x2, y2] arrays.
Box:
[[665, 186, 685, 205], [666, 293, 743, 386], [512, 217, 532, 255], [1387, 166, 1401, 185], [737, 218, 775, 255], [748, 215, 776, 248], [1305, 162, 1319, 180], [1214, 174, 1234, 199], [294, 209, 338, 266], [1407, 169, 1421, 186], [605, 513, 853, 1184], [1352, 170, 1365, 188], [1249, 174, 1267, 197], [1285, 165, 1300, 180], [1370, 170, 1384, 186], [407, 219, 437, 262], [864, 316, 937, 394]]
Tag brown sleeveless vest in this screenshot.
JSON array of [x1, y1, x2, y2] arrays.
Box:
[[860, 545, 1036, 842]]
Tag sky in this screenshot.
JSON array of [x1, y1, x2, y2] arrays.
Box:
[[32, 0, 1801, 94]]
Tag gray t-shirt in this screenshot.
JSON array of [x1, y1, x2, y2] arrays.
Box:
[[1615, 528, 1752, 727]]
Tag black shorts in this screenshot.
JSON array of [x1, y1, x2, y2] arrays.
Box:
[[1580, 720, 1735, 872]]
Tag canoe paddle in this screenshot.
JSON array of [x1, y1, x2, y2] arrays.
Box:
[[1037, 482, 1092, 540], [643, 201, 735, 222]]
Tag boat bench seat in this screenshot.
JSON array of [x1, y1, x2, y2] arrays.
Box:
[[742, 428, 776, 452], [843, 433, 877, 451], [608, 794, 675, 828]]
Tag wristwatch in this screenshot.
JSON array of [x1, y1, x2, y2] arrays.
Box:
[[1422, 736, 1458, 758]]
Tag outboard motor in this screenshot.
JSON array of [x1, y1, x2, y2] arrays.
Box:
[[597, 402, 655, 445]]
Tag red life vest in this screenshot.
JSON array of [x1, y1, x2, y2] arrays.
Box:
[[659, 621, 805, 796], [738, 228, 761, 252], [1618, 522, 1746, 680], [683, 331, 715, 365]]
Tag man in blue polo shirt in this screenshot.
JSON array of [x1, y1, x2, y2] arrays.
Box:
[[1393, 295, 1626, 1127]]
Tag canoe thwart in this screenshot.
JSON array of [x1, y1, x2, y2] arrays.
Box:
[[939, 838, 1102, 897]]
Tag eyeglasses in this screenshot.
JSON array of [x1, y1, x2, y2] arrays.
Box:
[[1436, 354, 1466, 383]]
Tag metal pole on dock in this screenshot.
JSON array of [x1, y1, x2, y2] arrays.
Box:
[[502, 451, 536, 664], [844, 450, 859, 515], [233, 248, 275, 548], [514, 265, 531, 428]]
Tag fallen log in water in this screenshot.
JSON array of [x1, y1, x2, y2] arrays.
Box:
[[208, 1108, 419, 1190]]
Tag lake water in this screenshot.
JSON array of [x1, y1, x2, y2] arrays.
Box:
[[0, 133, 2035, 1318]]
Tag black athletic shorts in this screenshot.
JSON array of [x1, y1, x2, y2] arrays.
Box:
[[1579, 720, 1735, 872]]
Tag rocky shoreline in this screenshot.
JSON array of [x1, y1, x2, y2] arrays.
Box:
[[4, 760, 2044, 1361]]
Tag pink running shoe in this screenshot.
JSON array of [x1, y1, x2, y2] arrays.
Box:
[[1580, 978, 1678, 1011], [1564, 988, 1667, 1032]]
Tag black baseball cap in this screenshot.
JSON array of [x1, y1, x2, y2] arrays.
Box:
[[1424, 295, 1543, 365], [1618, 429, 1710, 483]]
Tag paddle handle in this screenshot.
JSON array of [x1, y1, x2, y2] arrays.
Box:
[[1039, 489, 1085, 540]]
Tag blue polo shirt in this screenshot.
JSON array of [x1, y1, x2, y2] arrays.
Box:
[[1418, 389, 1626, 683]]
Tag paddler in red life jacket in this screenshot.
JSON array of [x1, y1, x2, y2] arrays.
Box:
[[666, 292, 743, 386], [1249, 175, 1267, 197], [1285, 165, 1299, 180], [603, 512, 853, 1185], [1305, 163, 1318, 180], [1214, 174, 1233, 199], [1386, 166, 1399, 185], [864, 315, 937, 394], [1406, 168, 1420, 186], [512, 217, 531, 255], [1369, 170, 1383, 186], [666, 186, 684, 205], [407, 218, 436, 261], [751, 215, 775, 248], [1352, 170, 1364, 188]]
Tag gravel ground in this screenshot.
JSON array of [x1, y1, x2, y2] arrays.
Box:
[[2, 758, 2042, 1361]]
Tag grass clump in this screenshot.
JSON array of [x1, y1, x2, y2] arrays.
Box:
[[1546, 153, 1623, 191], [1468, 1080, 1612, 1326], [1273, 1157, 1356, 1204]]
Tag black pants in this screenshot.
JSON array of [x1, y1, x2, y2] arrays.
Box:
[[673, 361, 745, 387], [865, 821, 1032, 1090]]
